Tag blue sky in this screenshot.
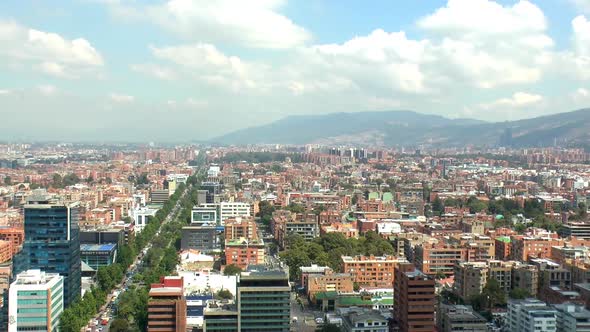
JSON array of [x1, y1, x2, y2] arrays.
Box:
[[1, 0, 590, 141]]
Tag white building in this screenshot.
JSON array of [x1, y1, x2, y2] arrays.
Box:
[[199, 202, 251, 225], [180, 271, 238, 296], [9, 270, 64, 332], [553, 303, 590, 332], [131, 206, 158, 233], [507, 299, 557, 332]]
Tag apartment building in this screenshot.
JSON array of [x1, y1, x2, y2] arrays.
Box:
[[147, 276, 187, 332], [393, 263, 436, 332], [414, 243, 468, 277], [224, 217, 258, 241], [225, 238, 265, 269], [437, 304, 488, 332], [341, 255, 407, 288], [507, 299, 558, 332]]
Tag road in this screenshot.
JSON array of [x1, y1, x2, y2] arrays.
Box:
[[84, 186, 189, 332]]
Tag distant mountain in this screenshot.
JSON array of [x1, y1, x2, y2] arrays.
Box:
[[213, 109, 590, 148]]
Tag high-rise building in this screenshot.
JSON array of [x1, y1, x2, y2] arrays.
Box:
[[237, 266, 291, 332], [147, 276, 187, 332], [393, 263, 435, 332], [8, 269, 64, 332], [19, 191, 81, 308]]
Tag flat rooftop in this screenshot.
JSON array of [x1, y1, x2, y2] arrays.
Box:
[[80, 243, 117, 252]]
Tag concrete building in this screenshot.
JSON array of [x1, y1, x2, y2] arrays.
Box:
[[147, 276, 187, 332], [180, 226, 221, 252], [191, 206, 218, 226], [437, 304, 487, 332], [414, 244, 468, 277], [8, 270, 64, 332], [512, 264, 539, 297], [237, 266, 291, 332], [560, 222, 590, 239], [150, 189, 169, 205], [553, 302, 590, 332], [341, 255, 407, 288], [453, 261, 488, 301], [393, 263, 435, 332], [203, 299, 238, 331], [197, 202, 251, 225], [507, 298, 558, 332], [340, 307, 389, 332], [308, 273, 354, 302], [131, 206, 158, 233]]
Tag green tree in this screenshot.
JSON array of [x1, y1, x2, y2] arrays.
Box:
[[223, 264, 243, 276], [109, 318, 130, 332], [509, 287, 531, 299], [319, 324, 342, 332], [216, 289, 234, 300], [3, 176, 11, 185]]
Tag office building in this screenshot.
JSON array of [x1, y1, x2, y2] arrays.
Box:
[[437, 304, 487, 332], [393, 263, 435, 332], [237, 266, 291, 332], [131, 206, 158, 233], [560, 222, 590, 239], [507, 298, 557, 332], [204, 299, 238, 331], [181, 226, 221, 252], [80, 243, 117, 270], [8, 269, 64, 332], [147, 276, 187, 332], [150, 189, 169, 204], [20, 191, 81, 308], [191, 206, 218, 225]]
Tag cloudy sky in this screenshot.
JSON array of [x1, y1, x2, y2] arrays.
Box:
[[1, 0, 590, 142]]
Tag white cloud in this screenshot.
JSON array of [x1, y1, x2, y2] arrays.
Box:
[[572, 88, 590, 103], [150, 43, 265, 91], [109, 93, 134, 103], [573, 15, 590, 55], [480, 92, 544, 109], [103, 0, 310, 49], [0, 20, 103, 78], [37, 85, 58, 96], [130, 63, 176, 80]]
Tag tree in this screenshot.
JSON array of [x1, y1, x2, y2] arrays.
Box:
[[353, 282, 360, 292], [223, 264, 243, 276], [3, 176, 11, 185], [509, 287, 531, 299], [109, 318, 130, 332], [216, 289, 233, 300], [431, 197, 444, 216]]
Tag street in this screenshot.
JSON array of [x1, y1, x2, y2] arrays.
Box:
[[84, 187, 189, 332]]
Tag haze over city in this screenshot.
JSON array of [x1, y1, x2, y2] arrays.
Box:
[[2, 0, 590, 141]]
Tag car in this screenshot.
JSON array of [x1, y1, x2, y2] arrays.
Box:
[[315, 318, 324, 325], [291, 317, 298, 323]]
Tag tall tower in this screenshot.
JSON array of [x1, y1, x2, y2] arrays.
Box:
[[20, 190, 81, 308], [237, 266, 291, 332], [393, 263, 436, 332]]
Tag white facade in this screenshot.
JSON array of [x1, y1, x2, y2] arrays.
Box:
[[200, 202, 250, 225], [508, 299, 557, 332], [132, 206, 158, 233], [553, 303, 590, 332], [9, 270, 64, 332]]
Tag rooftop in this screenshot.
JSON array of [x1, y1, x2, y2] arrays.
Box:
[[80, 243, 117, 252]]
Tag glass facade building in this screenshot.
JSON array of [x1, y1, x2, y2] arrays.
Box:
[[19, 192, 81, 308]]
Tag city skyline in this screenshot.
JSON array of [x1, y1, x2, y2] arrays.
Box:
[[1, 0, 590, 141]]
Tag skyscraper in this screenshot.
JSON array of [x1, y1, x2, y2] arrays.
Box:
[[393, 263, 436, 332], [19, 190, 81, 308], [237, 266, 291, 332]]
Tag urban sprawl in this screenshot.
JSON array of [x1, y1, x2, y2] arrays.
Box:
[[2, 144, 590, 332]]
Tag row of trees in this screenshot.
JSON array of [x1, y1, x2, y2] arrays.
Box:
[[112, 174, 204, 331], [217, 152, 304, 164], [280, 232, 395, 280], [59, 181, 192, 331]]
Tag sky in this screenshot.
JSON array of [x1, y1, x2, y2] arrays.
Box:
[[1, 0, 590, 142]]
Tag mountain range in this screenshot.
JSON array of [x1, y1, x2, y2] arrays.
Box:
[[214, 109, 590, 148]]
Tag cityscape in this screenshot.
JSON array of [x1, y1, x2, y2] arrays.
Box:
[[3, 1, 590, 332]]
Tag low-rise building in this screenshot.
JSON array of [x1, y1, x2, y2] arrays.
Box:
[[437, 304, 488, 332], [507, 298, 558, 332], [341, 255, 407, 288]]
